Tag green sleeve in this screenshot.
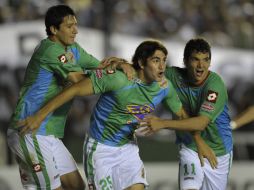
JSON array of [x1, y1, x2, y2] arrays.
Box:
[[88, 70, 128, 94], [199, 75, 228, 122], [162, 79, 182, 114], [73, 42, 100, 69], [40, 45, 83, 79]]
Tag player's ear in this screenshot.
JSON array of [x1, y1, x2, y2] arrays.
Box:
[[50, 26, 57, 35], [138, 60, 144, 69]]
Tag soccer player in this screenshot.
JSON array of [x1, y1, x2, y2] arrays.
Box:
[[231, 105, 254, 130], [18, 40, 192, 190], [7, 4, 132, 190], [140, 38, 233, 190]]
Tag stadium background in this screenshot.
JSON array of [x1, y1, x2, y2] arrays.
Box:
[[0, 0, 254, 189]]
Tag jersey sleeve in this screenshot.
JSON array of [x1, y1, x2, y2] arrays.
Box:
[[199, 75, 228, 122], [88, 70, 128, 94], [72, 42, 100, 69], [40, 45, 83, 80], [162, 79, 182, 114]]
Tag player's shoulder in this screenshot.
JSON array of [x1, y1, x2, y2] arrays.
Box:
[[106, 70, 129, 83], [165, 66, 185, 77], [92, 69, 128, 82], [208, 71, 225, 83], [39, 39, 64, 56]]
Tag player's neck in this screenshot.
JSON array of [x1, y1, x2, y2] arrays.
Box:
[[137, 70, 153, 85], [48, 36, 67, 49]]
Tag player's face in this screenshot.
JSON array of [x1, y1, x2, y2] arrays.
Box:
[[54, 15, 78, 46], [185, 51, 210, 85], [143, 50, 166, 83]]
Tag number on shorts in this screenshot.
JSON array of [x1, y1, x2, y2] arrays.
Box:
[[99, 176, 113, 190], [183, 163, 196, 176]]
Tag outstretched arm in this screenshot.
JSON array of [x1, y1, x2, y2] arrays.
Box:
[[18, 77, 94, 135], [231, 106, 254, 130], [139, 114, 210, 132]]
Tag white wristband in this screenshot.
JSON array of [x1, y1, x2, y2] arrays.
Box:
[[230, 121, 237, 130]]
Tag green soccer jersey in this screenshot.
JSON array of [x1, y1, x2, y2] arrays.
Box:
[[88, 69, 182, 146], [10, 38, 99, 138], [165, 67, 233, 156]]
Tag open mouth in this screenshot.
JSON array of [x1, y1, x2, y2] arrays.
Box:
[[195, 69, 204, 77], [158, 71, 164, 77]]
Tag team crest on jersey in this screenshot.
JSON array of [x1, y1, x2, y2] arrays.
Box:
[[127, 104, 154, 120], [32, 163, 42, 172], [58, 54, 67, 63], [65, 51, 75, 64], [206, 90, 218, 103], [158, 78, 168, 88], [95, 69, 103, 79]]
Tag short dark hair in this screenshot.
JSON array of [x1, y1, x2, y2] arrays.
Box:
[[45, 5, 75, 36], [183, 38, 211, 64], [132, 40, 168, 70]]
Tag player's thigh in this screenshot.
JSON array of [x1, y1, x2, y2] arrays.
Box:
[[60, 170, 85, 190], [84, 138, 117, 190], [178, 144, 204, 190], [53, 138, 84, 189], [124, 183, 145, 190], [201, 151, 233, 190], [7, 130, 61, 189], [115, 143, 148, 190]]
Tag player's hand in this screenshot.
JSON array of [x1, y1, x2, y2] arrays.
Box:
[[195, 136, 218, 169], [100, 57, 135, 80], [17, 114, 42, 136], [138, 115, 165, 135], [116, 62, 135, 80]]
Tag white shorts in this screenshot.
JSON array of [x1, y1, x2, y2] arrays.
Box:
[[84, 137, 148, 190], [178, 144, 233, 190], [7, 129, 78, 190]]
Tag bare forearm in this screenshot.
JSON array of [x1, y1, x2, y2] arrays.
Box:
[[233, 106, 254, 129], [37, 77, 93, 121], [67, 72, 85, 83], [162, 115, 209, 131]]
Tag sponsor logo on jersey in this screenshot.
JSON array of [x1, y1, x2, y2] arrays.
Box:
[[95, 69, 103, 79], [206, 90, 218, 103], [106, 69, 115, 74], [58, 54, 68, 63], [32, 163, 42, 172], [127, 104, 154, 120], [201, 102, 214, 112]]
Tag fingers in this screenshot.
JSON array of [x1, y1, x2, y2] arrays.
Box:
[[17, 120, 26, 127], [200, 153, 218, 169], [207, 154, 218, 169], [19, 125, 30, 136], [198, 154, 204, 167], [139, 121, 148, 127]]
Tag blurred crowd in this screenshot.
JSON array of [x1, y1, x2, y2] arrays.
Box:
[[1, 0, 254, 49]]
